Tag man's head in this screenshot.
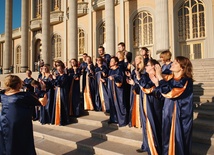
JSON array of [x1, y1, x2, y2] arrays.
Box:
[[118, 42, 126, 52], [98, 46, 105, 56]]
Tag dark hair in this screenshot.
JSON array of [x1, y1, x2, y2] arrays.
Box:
[[83, 53, 88, 56], [148, 59, 160, 66], [70, 59, 78, 67], [26, 69, 32, 75], [31, 80, 40, 87], [96, 57, 104, 64], [110, 56, 119, 64], [118, 42, 125, 47], [140, 47, 149, 53], [175, 56, 193, 79], [98, 46, 105, 51], [55, 60, 65, 69]]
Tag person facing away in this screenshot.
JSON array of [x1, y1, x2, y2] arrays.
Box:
[[0, 75, 44, 155], [159, 50, 173, 75]]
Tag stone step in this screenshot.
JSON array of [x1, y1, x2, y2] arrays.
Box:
[[192, 142, 214, 155], [193, 95, 214, 103], [194, 102, 214, 110], [33, 121, 142, 148], [194, 81, 214, 86], [33, 124, 145, 155], [192, 128, 214, 146], [193, 89, 214, 96], [34, 136, 89, 155], [193, 118, 214, 132], [194, 108, 214, 120]]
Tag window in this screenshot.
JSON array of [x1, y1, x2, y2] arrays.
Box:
[[178, 0, 205, 59], [16, 46, 21, 65], [133, 11, 153, 48], [52, 0, 61, 11], [98, 22, 106, 46], [36, 0, 42, 18], [178, 0, 205, 40], [16, 46, 21, 73], [52, 34, 62, 60], [78, 28, 85, 55]]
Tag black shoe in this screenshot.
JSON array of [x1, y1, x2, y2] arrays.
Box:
[[136, 148, 146, 153]]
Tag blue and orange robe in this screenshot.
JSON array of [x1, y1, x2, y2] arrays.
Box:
[[95, 65, 109, 112], [159, 76, 193, 155], [68, 67, 81, 116], [40, 76, 54, 124], [83, 63, 96, 110], [51, 74, 70, 125], [138, 73, 164, 155], [108, 67, 127, 127]]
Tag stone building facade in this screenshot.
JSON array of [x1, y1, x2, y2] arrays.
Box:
[[0, 0, 213, 73]]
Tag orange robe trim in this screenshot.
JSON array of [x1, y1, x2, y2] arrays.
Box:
[[39, 93, 48, 106], [143, 94, 158, 155], [141, 86, 155, 94], [55, 87, 61, 125], [168, 102, 177, 155], [131, 90, 141, 128], [83, 73, 94, 110], [99, 80, 106, 112], [68, 79, 74, 115], [161, 81, 188, 99], [163, 74, 174, 81]]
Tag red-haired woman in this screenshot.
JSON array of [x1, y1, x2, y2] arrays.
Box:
[[155, 56, 193, 155]]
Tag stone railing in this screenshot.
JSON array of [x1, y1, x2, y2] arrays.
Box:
[[78, 2, 88, 17], [92, 0, 119, 10], [30, 18, 42, 31], [50, 10, 64, 25]]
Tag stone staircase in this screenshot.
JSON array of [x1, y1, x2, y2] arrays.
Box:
[[33, 111, 145, 155], [0, 58, 214, 154], [191, 58, 214, 155]]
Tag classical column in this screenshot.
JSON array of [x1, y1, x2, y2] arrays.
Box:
[[105, 0, 115, 56], [69, 0, 78, 59], [88, 0, 93, 57], [21, 0, 29, 72], [155, 0, 169, 53], [4, 0, 13, 74], [42, 0, 51, 66], [120, 0, 125, 42]]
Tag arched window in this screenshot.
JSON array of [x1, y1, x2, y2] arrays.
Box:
[[36, 0, 42, 18], [52, 0, 61, 11], [52, 34, 62, 60], [78, 28, 85, 55], [133, 11, 153, 48], [98, 22, 106, 46], [178, 0, 205, 59], [16, 46, 21, 65], [16, 46, 21, 73]]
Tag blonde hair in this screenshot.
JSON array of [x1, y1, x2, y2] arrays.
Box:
[[4, 75, 22, 90], [117, 51, 125, 60], [135, 55, 145, 72]]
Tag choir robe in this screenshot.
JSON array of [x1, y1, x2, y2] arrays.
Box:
[[23, 77, 34, 92], [51, 74, 70, 125], [138, 73, 164, 155], [68, 68, 81, 116], [159, 76, 193, 155], [128, 69, 142, 128], [0, 92, 41, 155], [101, 54, 111, 68], [94, 65, 109, 112], [40, 76, 54, 124], [162, 62, 173, 75], [79, 61, 87, 94], [84, 63, 96, 111], [108, 67, 127, 127]]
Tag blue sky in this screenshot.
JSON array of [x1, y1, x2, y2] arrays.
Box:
[[0, 0, 21, 34]]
